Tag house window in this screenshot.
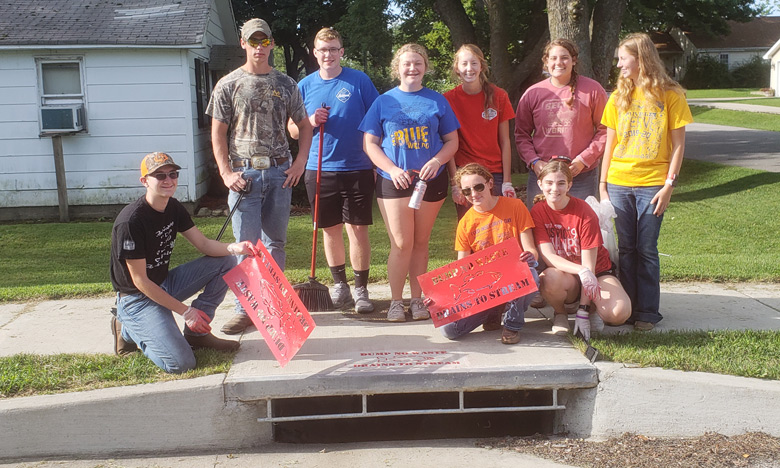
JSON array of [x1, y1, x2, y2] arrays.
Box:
[[195, 58, 211, 129], [36, 57, 87, 133], [719, 54, 729, 67]]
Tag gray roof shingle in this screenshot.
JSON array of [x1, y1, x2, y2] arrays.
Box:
[[0, 0, 212, 46]]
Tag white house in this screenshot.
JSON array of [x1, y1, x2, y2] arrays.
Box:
[[687, 17, 780, 70], [0, 0, 244, 221], [764, 38, 780, 96]]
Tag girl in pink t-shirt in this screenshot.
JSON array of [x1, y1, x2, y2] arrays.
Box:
[[531, 161, 630, 340], [515, 39, 607, 208], [444, 44, 516, 219]]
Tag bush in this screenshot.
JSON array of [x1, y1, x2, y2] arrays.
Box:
[[730, 55, 770, 88], [682, 55, 733, 89]]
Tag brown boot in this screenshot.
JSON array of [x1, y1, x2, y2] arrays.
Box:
[[111, 316, 138, 356], [220, 314, 254, 335], [501, 327, 521, 345], [185, 333, 240, 352]]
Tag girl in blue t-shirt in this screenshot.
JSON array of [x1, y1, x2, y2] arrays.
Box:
[[359, 43, 460, 323]]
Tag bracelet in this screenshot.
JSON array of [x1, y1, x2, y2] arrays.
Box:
[[432, 157, 442, 165], [599, 181, 607, 185]]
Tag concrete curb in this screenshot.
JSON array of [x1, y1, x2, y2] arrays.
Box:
[[0, 374, 268, 459]]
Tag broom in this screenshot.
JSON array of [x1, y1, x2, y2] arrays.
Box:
[[293, 107, 334, 311]]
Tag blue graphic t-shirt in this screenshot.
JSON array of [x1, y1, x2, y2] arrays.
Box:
[[299, 67, 379, 171], [359, 86, 460, 180]]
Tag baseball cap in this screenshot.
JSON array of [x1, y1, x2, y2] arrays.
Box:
[[241, 18, 272, 42], [140, 152, 181, 177]]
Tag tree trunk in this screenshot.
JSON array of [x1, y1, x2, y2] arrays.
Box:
[[433, 0, 478, 48], [547, 0, 594, 77], [591, 0, 627, 86]]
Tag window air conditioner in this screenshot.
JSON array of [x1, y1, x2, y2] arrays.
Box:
[[41, 105, 85, 132]]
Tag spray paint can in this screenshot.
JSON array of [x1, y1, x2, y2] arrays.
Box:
[[408, 178, 427, 210]]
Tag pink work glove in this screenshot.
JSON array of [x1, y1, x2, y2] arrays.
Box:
[[183, 306, 212, 334], [502, 182, 516, 198], [519, 251, 536, 266], [577, 268, 601, 301], [573, 310, 591, 341], [227, 241, 259, 257]]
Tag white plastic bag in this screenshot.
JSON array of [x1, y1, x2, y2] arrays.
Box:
[[585, 196, 618, 265]]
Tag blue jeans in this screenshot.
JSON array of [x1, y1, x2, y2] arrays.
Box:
[[526, 167, 599, 208], [455, 172, 504, 219], [229, 162, 292, 315], [116, 255, 237, 373], [607, 183, 664, 324], [440, 265, 539, 339]]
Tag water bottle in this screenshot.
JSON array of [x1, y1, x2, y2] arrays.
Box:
[[408, 178, 427, 210]]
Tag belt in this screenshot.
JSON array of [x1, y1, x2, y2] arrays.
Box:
[[231, 156, 289, 171]]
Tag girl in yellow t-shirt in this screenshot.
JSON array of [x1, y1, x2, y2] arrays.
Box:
[[599, 32, 693, 331]]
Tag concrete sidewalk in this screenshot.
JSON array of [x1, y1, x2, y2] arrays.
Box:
[[688, 98, 780, 114], [2, 282, 779, 357]]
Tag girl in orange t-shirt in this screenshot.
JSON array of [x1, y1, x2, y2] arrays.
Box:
[[444, 45, 516, 219]]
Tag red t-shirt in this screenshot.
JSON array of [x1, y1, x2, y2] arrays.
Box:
[[444, 84, 514, 173], [530, 196, 612, 274]]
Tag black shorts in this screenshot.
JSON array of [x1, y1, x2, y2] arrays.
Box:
[[375, 169, 449, 202], [304, 169, 375, 229]]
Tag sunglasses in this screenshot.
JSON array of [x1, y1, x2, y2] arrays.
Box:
[[148, 170, 179, 181], [247, 37, 272, 48], [461, 183, 486, 197]]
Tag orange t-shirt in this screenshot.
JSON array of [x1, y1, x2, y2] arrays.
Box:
[[444, 84, 514, 173], [455, 197, 535, 253]]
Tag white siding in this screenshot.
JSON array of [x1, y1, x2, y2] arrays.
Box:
[[0, 48, 193, 208]]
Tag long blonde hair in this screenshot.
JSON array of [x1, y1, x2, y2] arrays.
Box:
[[452, 44, 494, 114], [542, 39, 579, 108], [613, 33, 685, 112]]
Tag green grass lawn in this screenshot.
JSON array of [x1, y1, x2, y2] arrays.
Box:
[[685, 88, 761, 98], [1, 159, 779, 302], [689, 106, 780, 132]]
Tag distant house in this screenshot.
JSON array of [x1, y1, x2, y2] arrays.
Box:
[[764, 38, 780, 96], [0, 0, 245, 221], [651, 17, 780, 80]]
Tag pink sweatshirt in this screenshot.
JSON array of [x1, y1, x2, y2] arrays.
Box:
[[514, 75, 607, 171]]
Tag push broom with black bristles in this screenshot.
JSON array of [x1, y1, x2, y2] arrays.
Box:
[[294, 107, 334, 311]]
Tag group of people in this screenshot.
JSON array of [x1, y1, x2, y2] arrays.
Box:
[[109, 18, 692, 373]]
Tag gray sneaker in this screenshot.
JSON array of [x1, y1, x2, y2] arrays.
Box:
[[354, 286, 375, 314], [409, 298, 430, 321], [387, 300, 407, 322], [330, 282, 355, 310], [590, 312, 605, 334]]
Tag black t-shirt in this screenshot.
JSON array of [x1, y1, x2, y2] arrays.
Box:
[[110, 196, 195, 294]]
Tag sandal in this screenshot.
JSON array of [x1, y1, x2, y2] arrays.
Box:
[[501, 327, 521, 345]]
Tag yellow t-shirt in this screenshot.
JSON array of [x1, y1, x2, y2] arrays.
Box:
[[601, 88, 693, 186]]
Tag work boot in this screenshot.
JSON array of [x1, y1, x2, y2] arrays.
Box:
[[331, 282, 355, 310], [409, 298, 430, 321], [482, 312, 502, 331], [354, 286, 375, 314], [501, 327, 521, 345], [220, 314, 253, 335], [634, 321, 655, 331], [185, 333, 240, 352], [387, 300, 407, 322], [111, 316, 138, 356]]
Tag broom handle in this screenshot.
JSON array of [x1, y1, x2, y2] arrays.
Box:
[[310, 115, 325, 279]]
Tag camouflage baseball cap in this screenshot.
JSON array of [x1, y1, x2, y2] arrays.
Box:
[[140, 152, 181, 177], [241, 18, 272, 42]]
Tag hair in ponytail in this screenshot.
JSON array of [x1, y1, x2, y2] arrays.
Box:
[[452, 44, 494, 114], [542, 39, 579, 108]]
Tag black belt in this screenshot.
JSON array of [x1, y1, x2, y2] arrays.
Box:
[[231, 156, 289, 171]]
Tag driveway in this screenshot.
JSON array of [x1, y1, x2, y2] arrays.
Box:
[[685, 122, 780, 173]]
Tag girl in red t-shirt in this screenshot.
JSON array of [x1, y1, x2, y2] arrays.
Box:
[[530, 161, 630, 340], [444, 44, 516, 219]]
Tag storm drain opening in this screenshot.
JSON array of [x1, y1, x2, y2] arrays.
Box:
[[265, 389, 562, 443]]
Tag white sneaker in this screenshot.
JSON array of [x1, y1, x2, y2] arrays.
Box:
[[387, 300, 407, 322], [552, 314, 569, 335], [590, 312, 605, 334], [354, 286, 374, 314], [409, 298, 430, 321], [330, 282, 354, 310]]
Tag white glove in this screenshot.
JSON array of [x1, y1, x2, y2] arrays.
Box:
[[573, 309, 591, 341], [183, 306, 212, 334], [578, 268, 601, 301], [502, 182, 516, 198], [227, 241, 259, 257]]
